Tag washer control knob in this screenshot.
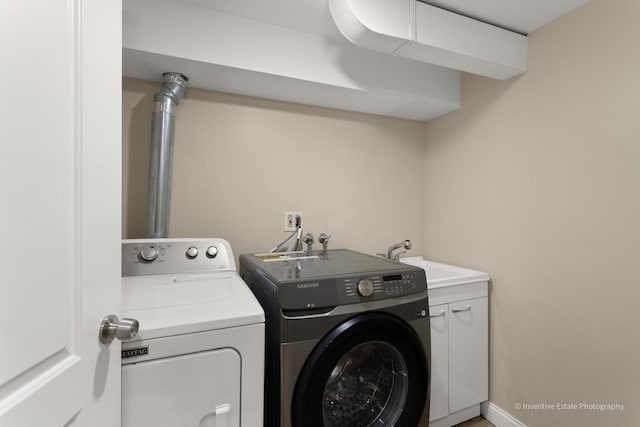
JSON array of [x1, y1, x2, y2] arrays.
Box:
[[186, 246, 199, 259], [357, 279, 374, 297], [206, 246, 218, 259], [139, 245, 159, 262]]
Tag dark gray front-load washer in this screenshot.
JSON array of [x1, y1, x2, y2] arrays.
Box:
[[239, 249, 431, 427]]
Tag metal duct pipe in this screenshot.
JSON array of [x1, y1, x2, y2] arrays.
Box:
[[146, 72, 188, 238]]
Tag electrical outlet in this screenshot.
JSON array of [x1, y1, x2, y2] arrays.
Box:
[[284, 212, 303, 231]]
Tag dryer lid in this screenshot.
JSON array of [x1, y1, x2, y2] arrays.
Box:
[[122, 272, 264, 340]]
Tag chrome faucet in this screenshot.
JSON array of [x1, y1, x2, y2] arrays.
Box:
[[385, 239, 412, 261]]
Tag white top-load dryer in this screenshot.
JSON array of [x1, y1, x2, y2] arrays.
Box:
[[120, 238, 265, 427]]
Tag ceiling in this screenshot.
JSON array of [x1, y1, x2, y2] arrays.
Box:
[[419, 0, 591, 34], [123, 0, 593, 120], [177, 0, 592, 37]]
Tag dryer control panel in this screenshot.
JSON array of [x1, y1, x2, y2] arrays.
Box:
[[122, 238, 235, 277]]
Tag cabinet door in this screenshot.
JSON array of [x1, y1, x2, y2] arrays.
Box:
[[449, 297, 488, 413], [429, 304, 449, 421]]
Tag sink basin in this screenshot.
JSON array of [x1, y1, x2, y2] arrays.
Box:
[[400, 257, 489, 289]]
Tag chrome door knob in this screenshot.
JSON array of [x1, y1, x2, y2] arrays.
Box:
[[99, 314, 139, 345]]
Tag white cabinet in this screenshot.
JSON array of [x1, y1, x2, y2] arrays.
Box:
[[428, 297, 488, 425], [448, 297, 489, 414], [428, 303, 450, 421], [401, 258, 489, 427]]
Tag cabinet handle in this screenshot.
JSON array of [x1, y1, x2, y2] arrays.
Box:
[[429, 310, 446, 318], [451, 305, 471, 313]]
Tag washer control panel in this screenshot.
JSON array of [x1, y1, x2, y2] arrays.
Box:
[[341, 271, 424, 301], [122, 238, 234, 277], [277, 269, 426, 310]]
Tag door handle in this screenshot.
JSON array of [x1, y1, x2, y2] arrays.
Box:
[[99, 314, 139, 344], [429, 310, 446, 318], [451, 305, 472, 313]]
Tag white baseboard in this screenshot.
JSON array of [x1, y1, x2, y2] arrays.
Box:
[[481, 401, 527, 427]]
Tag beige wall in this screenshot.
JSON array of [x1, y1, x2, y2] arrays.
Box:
[[423, 0, 640, 425], [123, 0, 640, 425], [123, 79, 425, 258]]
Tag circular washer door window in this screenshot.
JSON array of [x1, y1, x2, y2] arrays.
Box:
[[292, 312, 428, 427], [323, 341, 408, 426]]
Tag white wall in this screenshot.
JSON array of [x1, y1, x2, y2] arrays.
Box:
[[123, 79, 425, 258], [423, 0, 640, 425]]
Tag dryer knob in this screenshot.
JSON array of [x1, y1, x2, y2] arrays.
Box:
[[139, 245, 159, 262], [186, 246, 199, 259], [357, 279, 374, 297], [206, 246, 218, 259]]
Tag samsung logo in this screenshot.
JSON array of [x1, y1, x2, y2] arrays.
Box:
[[297, 282, 320, 289], [122, 346, 149, 359]]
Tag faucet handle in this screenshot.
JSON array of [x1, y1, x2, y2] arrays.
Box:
[[302, 233, 315, 251], [318, 233, 331, 250]]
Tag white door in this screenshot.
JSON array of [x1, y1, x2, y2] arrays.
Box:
[[0, 1, 122, 425]]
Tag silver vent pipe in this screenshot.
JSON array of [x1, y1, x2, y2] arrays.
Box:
[[146, 72, 188, 238]]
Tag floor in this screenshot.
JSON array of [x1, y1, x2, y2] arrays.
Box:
[[454, 416, 495, 427]]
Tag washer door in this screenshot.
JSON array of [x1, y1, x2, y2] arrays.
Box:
[[291, 312, 428, 427]]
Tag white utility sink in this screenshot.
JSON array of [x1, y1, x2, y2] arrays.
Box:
[[401, 256, 489, 290]]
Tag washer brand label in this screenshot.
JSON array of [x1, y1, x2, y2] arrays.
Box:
[[122, 346, 149, 359], [297, 282, 320, 289]]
